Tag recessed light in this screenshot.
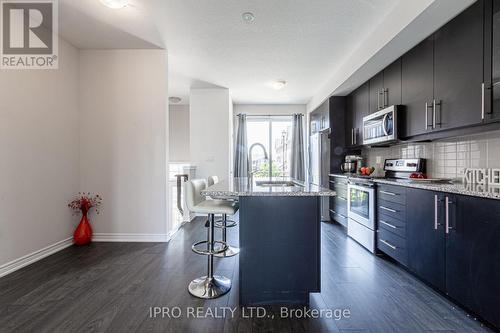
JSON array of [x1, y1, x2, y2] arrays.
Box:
[[242, 12, 255, 23], [272, 80, 287, 90], [100, 0, 129, 9], [169, 97, 182, 104]]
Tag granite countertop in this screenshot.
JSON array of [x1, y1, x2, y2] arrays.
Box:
[[329, 173, 500, 201], [202, 177, 336, 197]]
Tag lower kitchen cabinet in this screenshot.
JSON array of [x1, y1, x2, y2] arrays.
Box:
[[329, 176, 348, 227], [446, 195, 500, 328], [384, 186, 500, 329], [406, 188, 446, 291]]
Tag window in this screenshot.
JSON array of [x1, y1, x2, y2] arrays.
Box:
[[247, 116, 293, 178]]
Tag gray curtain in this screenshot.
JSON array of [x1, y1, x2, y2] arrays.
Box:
[[234, 114, 249, 177], [290, 114, 305, 181]]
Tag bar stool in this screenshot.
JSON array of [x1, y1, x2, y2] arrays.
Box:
[[207, 176, 240, 258], [184, 179, 238, 298]]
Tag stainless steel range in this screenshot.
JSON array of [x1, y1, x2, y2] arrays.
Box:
[[347, 158, 426, 253], [347, 177, 376, 252]]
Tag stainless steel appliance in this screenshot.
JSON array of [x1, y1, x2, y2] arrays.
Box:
[[340, 155, 363, 174], [346, 158, 426, 253], [384, 158, 426, 178], [347, 178, 375, 253], [309, 130, 330, 221], [362, 105, 400, 145]]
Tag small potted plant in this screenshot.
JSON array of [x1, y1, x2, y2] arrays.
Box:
[[68, 193, 102, 245]]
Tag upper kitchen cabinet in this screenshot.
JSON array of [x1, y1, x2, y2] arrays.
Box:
[[401, 36, 434, 137], [310, 99, 329, 134], [484, 0, 500, 122], [369, 72, 384, 113], [434, 0, 484, 130], [383, 59, 402, 107], [346, 83, 369, 147], [369, 60, 402, 114]]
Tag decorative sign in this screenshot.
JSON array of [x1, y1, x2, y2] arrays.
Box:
[[462, 168, 500, 186]]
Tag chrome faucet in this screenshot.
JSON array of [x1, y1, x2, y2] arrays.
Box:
[[248, 143, 268, 181]]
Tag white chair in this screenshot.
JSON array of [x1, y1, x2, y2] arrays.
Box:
[[207, 176, 240, 257], [184, 179, 238, 298]]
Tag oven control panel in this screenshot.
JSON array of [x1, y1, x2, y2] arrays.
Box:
[[384, 158, 425, 173]]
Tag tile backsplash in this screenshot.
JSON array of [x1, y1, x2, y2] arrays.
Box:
[[363, 130, 500, 180]]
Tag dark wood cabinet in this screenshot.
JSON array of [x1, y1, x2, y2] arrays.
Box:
[[485, 0, 500, 122], [369, 61, 402, 114], [383, 59, 402, 107], [369, 72, 384, 113], [401, 37, 435, 137], [434, 0, 484, 130], [346, 83, 369, 147], [406, 188, 446, 291], [446, 195, 500, 328]]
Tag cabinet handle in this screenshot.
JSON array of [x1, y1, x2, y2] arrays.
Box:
[[380, 220, 397, 229], [380, 239, 397, 250], [380, 205, 397, 213], [434, 195, 441, 230], [481, 82, 485, 120], [377, 90, 381, 110], [384, 88, 388, 108], [380, 190, 397, 196], [330, 209, 347, 219], [425, 102, 433, 129], [351, 128, 354, 145], [445, 197, 453, 234], [433, 99, 442, 129]]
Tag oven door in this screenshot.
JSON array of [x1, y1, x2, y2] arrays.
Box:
[[362, 106, 398, 145], [347, 183, 375, 230]]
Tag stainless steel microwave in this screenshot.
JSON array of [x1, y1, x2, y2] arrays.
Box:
[[362, 105, 400, 145]]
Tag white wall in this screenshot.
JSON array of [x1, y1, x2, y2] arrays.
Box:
[[169, 104, 190, 162], [79, 50, 169, 237], [0, 38, 80, 267], [190, 89, 232, 180]]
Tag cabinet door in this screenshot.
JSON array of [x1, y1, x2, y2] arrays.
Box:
[[446, 195, 500, 328], [401, 37, 434, 138], [369, 72, 384, 113], [491, 0, 500, 121], [434, 0, 484, 130], [383, 59, 402, 107], [353, 83, 369, 145], [345, 95, 355, 147], [407, 188, 446, 291]]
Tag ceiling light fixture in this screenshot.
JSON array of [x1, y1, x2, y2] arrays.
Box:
[[272, 80, 287, 90], [100, 0, 129, 9], [242, 12, 255, 23], [169, 96, 182, 104]]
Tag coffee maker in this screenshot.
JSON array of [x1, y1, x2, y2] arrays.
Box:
[[340, 155, 363, 173]]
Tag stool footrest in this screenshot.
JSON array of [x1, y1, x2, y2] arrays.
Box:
[[191, 240, 228, 256], [214, 220, 238, 228]]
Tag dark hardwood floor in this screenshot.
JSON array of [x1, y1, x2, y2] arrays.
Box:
[[0, 218, 492, 333]]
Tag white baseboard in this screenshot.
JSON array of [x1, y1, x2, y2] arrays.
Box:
[[0, 232, 173, 278], [0, 237, 73, 278], [92, 233, 170, 242]]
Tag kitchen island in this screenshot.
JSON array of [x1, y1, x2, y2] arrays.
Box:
[[202, 177, 335, 306]]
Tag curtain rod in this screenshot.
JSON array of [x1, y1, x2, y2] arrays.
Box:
[[236, 113, 303, 117]]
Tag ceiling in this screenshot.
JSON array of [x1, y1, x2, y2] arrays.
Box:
[[59, 0, 477, 107], [161, 0, 400, 105]]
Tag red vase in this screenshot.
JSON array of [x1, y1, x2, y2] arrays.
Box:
[[74, 212, 93, 245]]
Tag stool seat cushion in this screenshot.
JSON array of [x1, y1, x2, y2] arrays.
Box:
[[193, 200, 238, 215]]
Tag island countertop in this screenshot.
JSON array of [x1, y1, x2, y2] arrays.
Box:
[[202, 177, 336, 197]]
